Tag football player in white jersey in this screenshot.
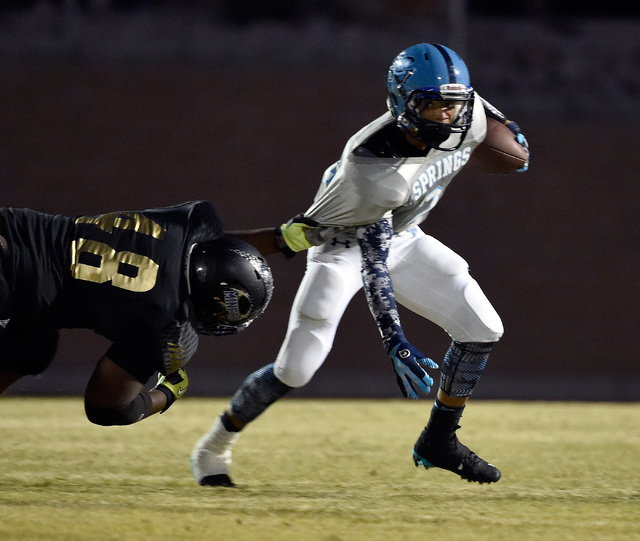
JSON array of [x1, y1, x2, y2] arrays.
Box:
[[192, 43, 529, 485]]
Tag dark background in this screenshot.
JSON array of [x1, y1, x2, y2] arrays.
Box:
[[1, 1, 638, 400]]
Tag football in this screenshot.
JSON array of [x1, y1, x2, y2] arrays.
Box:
[[466, 118, 528, 174]]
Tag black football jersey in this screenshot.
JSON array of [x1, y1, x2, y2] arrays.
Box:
[[0, 201, 224, 381]]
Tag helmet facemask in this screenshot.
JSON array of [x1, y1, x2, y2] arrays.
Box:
[[397, 85, 474, 151]]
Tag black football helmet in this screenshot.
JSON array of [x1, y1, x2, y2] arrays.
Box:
[[188, 237, 274, 335]]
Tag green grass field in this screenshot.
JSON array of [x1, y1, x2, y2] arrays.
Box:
[[0, 397, 638, 540]]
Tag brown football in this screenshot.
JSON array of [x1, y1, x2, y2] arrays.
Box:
[[467, 118, 528, 174]]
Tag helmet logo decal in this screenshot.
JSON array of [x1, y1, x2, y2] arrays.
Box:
[[389, 53, 414, 99], [223, 288, 251, 322], [440, 83, 468, 96]]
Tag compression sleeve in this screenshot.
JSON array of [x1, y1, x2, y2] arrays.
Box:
[[356, 218, 403, 349]]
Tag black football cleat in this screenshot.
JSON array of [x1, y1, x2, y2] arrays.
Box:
[[199, 474, 236, 487], [413, 426, 501, 484]]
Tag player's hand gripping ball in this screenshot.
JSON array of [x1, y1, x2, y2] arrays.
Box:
[[468, 118, 529, 174]]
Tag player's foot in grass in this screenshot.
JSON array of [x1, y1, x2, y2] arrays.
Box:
[[412, 426, 501, 484], [190, 442, 235, 487], [190, 415, 240, 487]]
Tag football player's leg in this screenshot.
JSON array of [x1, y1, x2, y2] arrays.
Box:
[[411, 343, 502, 484], [0, 271, 19, 393], [0, 325, 59, 394], [390, 231, 502, 483], [0, 363, 21, 394], [192, 247, 363, 486], [273, 255, 363, 387], [0, 327, 20, 395], [391, 230, 503, 344]]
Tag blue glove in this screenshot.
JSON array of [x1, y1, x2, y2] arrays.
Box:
[[387, 335, 439, 400], [506, 120, 530, 172]]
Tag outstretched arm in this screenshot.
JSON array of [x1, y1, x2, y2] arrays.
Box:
[[226, 228, 283, 258], [228, 216, 335, 260], [356, 219, 438, 399]]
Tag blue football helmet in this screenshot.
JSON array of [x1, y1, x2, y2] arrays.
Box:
[[387, 43, 474, 151]]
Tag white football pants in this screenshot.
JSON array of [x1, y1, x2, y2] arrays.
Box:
[[273, 227, 504, 388]]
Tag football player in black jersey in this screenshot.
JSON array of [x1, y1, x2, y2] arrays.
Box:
[[0, 201, 274, 427]]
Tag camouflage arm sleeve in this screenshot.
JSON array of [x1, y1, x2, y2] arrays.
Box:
[[356, 218, 403, 350]]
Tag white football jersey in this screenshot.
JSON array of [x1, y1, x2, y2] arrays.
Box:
[[304, 94, 487, 235]]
